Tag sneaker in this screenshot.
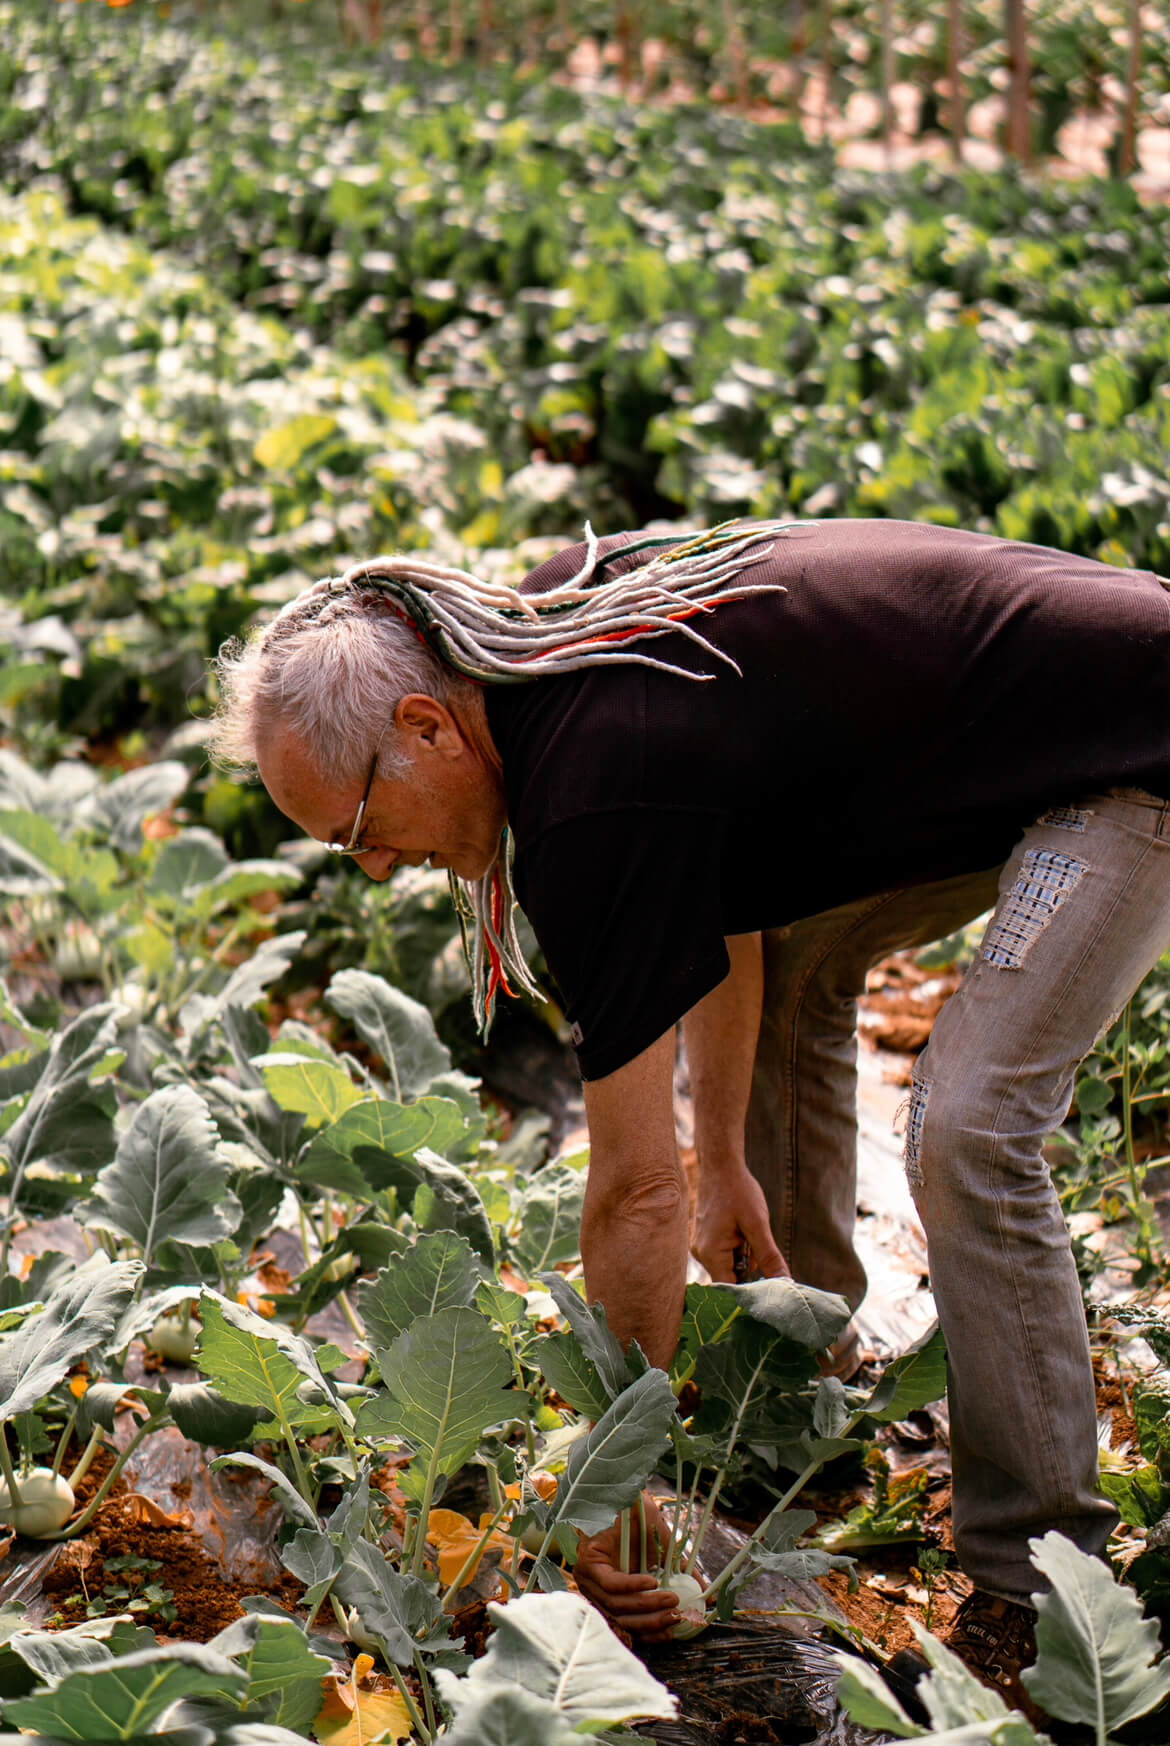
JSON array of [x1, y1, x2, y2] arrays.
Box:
[[886, 1589, 1043, 1725]]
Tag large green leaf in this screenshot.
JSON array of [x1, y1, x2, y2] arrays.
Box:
[[550, 1369, 677, 1537], [296, 1097, 471, 1197], [324, 970, 450, 1100], [862, 1323, 949, 1423], [208, 1616, 332, 1733], [433, 1593, 676, 1736], [356, 1232, 481, 1350], [0, 1255, 142, 1422], [1023, 1530, 1170, 1733], [3, 1643, 244, 1740], [725, 1276, 852, 1351], [357, 1305, 513, 1475], [195, 1293, 347, 1441], [509, 1160, 586, 1274], [84, 1086, 240, 1268], [0, 1005, 120, 1188]]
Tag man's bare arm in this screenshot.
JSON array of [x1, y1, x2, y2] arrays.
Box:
[[580, 1027, 688, 1370], [576, 1028, 688, 1637], [683, 932, 787, 1282]]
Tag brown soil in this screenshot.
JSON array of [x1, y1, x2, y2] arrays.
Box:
[[41, 1456, 304, 1641]]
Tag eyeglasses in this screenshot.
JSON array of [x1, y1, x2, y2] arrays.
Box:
[[324, 746, 380, 856]]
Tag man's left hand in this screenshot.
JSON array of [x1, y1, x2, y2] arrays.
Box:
[[692, 1160, 789, 1283], [574, 1493, 683, 1643]]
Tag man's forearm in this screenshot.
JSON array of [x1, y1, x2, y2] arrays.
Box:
[[684, 931, 764, 1170], [580, 1161, 690, 1371]]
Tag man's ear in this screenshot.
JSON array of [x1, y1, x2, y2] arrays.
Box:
[[394, 693, 462, 756]]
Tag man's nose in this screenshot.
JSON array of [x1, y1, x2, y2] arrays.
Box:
[[356, 846, 398, 882]]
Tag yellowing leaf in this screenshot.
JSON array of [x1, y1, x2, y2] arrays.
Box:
[[426, 1507, 515, 1588], [315, 1676, 413, 1746]]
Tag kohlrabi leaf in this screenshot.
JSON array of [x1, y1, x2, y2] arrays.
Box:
[[0, 1004, 120, 1190], [84, 1085, 240, 1268], [357, 1306, 513, 1475], [356, 1232, 482, 1350], [692, 1316, 819, 1440], [208, 1452, 319, 1531], [724, 1276, 852, 1351], [257, 1055, 365, 1129], [185, 933, 307, 1038], [433, 1593, 677, 1735], [6, 1628, 115, 1686], [332, 1539, 444, 1667], [296, 1098, 471, 1198], [325, 970, 451, 1100], [0, 1254, 143, 1422], [531, 1330, 613, 1421], [195, 1292, 349, 1441], [550, 1369, 677, 1537], [509, 1160, 587, 1274], [439, 1684, 581, 1746], [147, 829, 230, 899], [833, 1652, 925, 1736], [80, 761, 189, 853], [906, 1619, 1042, 1738], [861, 1323, 949, 1423], [280, 1526, 340, 1614], [1023, 1529, 1170, 1733], [537, 1272, 636, 1404], [365, 1146, 494, 1264], [166, 1382, 264, 1449], [3, 1642, 244, 1739], [208, 1616, 332, 1733]]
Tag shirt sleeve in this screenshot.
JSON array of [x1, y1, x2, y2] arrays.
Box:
[[512, 807, 731, 1081]]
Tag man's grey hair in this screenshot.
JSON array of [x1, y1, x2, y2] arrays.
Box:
[[210, 585, 479, 782]]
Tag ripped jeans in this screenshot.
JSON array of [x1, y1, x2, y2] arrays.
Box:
[[744, 788, 1170, 1600]]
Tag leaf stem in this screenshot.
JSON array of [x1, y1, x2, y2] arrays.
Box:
[[67, 1425, 105, 1491], [414, 1649, 437, 1741], [388, 1660, 430, 1744], [440, 1499, 511, 1604], [0, 1436, 24, 1510], [51, 1403, 80, 1480]]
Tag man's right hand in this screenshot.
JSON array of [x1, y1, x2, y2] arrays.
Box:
[[692, 1159, 788, 1283]]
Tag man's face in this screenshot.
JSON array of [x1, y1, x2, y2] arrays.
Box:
[[256, 700, 506, 883]]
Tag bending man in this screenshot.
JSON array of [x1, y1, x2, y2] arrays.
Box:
[[211, 517, 1170, 1708]]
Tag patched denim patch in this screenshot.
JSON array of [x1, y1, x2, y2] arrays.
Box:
[[902, 1073, 930, 1189], [1035, 805, 1090, 834], [983, 849, 1086, 969]]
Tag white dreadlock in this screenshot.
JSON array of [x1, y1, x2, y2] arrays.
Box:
[[215, 519, 813, 1035]]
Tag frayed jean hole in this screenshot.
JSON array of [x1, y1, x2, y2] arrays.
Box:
[[983, 848, 1087, 970], [900, 1076, 930, 1189]]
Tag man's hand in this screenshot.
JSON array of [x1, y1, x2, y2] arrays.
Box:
[[574, 1493, 684, 1644], [692, 1159, 789, 1283]]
